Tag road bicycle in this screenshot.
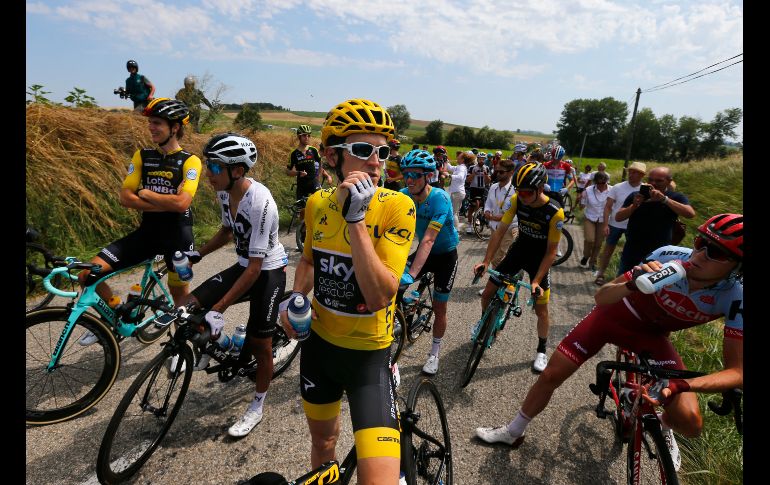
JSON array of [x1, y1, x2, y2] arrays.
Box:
[[286, 186, 310, 252], [96, 292, 300, 484], [470, 207, 492, 240], [26, 256, 173, 425], [243, 375, 452, 485], [460, 268, 534, 388], [551, 226, 574, 267], [589, 350, 743, 485], [26, 226, 65, 311], [391, 272, 436, 364]]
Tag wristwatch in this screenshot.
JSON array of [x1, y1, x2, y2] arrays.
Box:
[[662, 196, 669, 205]]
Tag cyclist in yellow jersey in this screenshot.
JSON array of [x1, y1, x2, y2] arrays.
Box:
[[281, 99, 416, 485], [77, 98, 201, 319]]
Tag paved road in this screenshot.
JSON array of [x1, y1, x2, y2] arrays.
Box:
[[26, 221, 628, 484]]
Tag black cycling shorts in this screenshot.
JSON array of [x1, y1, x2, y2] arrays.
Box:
[[296, 183, 320, 201], [98, 223, 194, 274], [468, 187, 486, 202], [407, 248, 458, 302], [492, 243, 551, 304], [191, 263, 286, 339]]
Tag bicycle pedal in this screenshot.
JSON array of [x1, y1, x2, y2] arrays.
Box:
[[512, 308, 522, 317]]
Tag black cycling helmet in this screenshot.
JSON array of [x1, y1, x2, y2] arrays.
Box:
[[514, 162, 548, 189], [143, 98, 190, 125], [127, 60, 138, 71]]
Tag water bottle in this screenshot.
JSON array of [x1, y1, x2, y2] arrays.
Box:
[[503, 284, 516, 302], [288, 294, 312, 341], [172, 250, 193, 282], [634, 260, 688, 294], [127, 283, 142, 302], [213, 332, 231, 352], [230, 324, 247, 358]]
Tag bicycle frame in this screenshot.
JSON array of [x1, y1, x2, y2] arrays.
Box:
[[472, 269, 533, 346], [42, 258, 172, 371]]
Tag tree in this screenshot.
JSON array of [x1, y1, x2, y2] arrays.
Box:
[[425, 119, 444, 145], [387, 104, 411, 136], [64, 87, 98, 108], [474, 125, 494, 148], [698, 108, 742, 158], [672, 116, 702, 162], [658, 114, 678, 161], [620, 108, 661, 161], [446, 126, 475, 146], [194, 71, 228, 133], [556, 97, 629, 158], [234, 104, 263, 131]]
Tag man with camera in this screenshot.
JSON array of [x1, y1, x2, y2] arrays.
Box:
[[121, 60, 155, 111], [614, 166, 695, 274]]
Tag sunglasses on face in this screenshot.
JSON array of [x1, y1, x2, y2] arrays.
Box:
[[328, 142, 390, 161], [402, 171, 427, 181], [693, 235, 734, 263], [648, 178, 667, 184], [205, 159, 224, 175], [517, 189, 535, 197]]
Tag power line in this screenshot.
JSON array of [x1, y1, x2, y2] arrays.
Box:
[[643, 60, 743, 93], [642, 53, 742, 92]]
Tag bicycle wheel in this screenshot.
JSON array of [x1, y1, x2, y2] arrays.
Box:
[[26, 308, 121, 425], [612, 348, 633, 443], [459, 299, 501, 388], [390, 308, 406, 365], [272, 325, 300, 379], [552, 227, 574, 267], [296, 220, 306, 253], [26, 242, 61, 312], [562, 193, 573, 221], [627, 417, 679, 485], [97, 344, 194, 484], [407, 275, 434, 344], [403, 378, 453, 485], [135, 270, 172, 344], [472, 208, 491, 240]]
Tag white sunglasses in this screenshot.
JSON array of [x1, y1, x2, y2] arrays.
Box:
[[328, 142, 390, 161]]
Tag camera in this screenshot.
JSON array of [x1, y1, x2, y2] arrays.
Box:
[[113, 87, 128, 99], [639, 184, 651, 199]]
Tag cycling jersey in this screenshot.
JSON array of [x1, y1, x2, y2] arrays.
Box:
[[122, 147, 202, 226], [303, 187, 416, 350], [500, 194, 564, 246], [217, 178, 288, 270], [384, 155, 402, 191], [544, 160, 572, 192], [399, 186, 459, 254], [288, 146, 321, 197], [469, 164, 490, 189], [557, 245, 743, 368]]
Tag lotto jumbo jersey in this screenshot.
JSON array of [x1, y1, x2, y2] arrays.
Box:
[[303, 187, 416, 350]]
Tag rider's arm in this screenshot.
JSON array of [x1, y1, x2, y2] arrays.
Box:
[[480, 195, 517, 266], [408, 227, 438, 278], [614, 193, 641, 222], [119, 151, 157, 211], [594, 260, 664, 304], [531, 209, 565, 288], [672, 337, 743, 395], [135, 155, 201, 213], [197, 226, 233, 258]]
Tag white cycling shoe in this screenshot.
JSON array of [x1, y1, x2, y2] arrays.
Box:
[[78, 330, 98, 346], [475, 425, 525, 448], [165, 355, 186, 378], [193, 353, 211, 371], [422, 354, 439, 375], [662, 427, 682, 471], [228, 407, 263, 437], [274, 339, 298, 364], [532, 352, 548, 373]]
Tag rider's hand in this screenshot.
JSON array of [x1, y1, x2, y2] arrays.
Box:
[[205, 310, 225, 338], [299, 170, 307, 178], [183, 250, 202, 264], [339, 172, 376, 223], [660, 378, 691, 404], [279, 310, 297, 339], [531, 283, 544, 299]]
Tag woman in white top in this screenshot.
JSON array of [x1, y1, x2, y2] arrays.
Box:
[[578, 171, 611, 270], [576, 164, 593, 194], [446, 151, 473, 229]]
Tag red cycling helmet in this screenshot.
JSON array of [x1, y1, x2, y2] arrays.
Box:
[[433, 145, 447, 155], [388, 139, 401, 149], [697, 213, 743, 260]]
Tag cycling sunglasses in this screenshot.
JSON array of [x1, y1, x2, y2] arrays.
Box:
[[517, 188, 536, 197], [402, 171, 428, 180], [205, 159, 225, 175], [693, 235, 734, 262], [328, 142, 390, 161]]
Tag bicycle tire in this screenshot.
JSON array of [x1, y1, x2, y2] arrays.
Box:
[[460, 299, 501, 388], [627, 417, 679, 485], [552, 227, 574, 267], [407, 275, 434, 344], [403, 378, 453, 485], [390, 308, 406, 365], [26, 242, 62, 312], [562, 193, 573, 221], [296, 220, 306, 253], [612, 348, 633, 444], [272, 325, 300, 379], [97, 344, 194, 484], [135, 269, 172, 344], [471, 208, 491, 241], [26, 308, 120, 425]]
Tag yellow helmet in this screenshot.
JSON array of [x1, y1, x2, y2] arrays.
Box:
[[321, 99, 395, 145]]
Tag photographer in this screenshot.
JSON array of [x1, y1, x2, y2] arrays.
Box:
[[123, 59, 155, 111], [614, 166, 695, 274]]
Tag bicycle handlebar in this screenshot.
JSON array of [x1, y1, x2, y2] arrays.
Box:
[[707, 389, 743, 435], [486, 268, 534, 306], [41, 260, 102, 298]]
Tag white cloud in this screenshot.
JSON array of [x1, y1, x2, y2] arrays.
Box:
[[26, 2, 51, 14]]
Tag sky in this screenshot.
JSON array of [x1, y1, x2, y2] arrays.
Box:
[[26, 0, 743, 142]]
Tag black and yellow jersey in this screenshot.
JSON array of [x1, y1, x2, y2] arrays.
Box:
[[122, 147, 202, 226], [303, 187, 416, 350], [501, 194, 564, 245]]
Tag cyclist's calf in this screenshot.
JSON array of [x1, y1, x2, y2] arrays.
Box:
[[661, 393, 703, 438]]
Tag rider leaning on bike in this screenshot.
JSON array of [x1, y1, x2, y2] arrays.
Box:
[[475, 214, 743, 472], [286, 124, 323, 221], [182, 133, 289, 438], [399, 149, 460, 376], [473, 162, 564, 373], [77, 98, 201, 346], [279, 99, 416, 485]]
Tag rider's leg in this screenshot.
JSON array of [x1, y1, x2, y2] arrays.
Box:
[[78, 255, 114, 301], [660, 393, 703, 438], [307, 415, 341, 468], [519, 351, 580, 422]]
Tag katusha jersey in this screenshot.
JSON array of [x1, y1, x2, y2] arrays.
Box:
[[122, 147, 202, 226], [400, 186, 459, 253], [623, 246, 743, 338], [501, 194, 564, 247], [303, 187, 416, 350], [544, 160, 572, 192]]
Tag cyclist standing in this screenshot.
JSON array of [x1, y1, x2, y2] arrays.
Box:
[[182, 133, 289, 437], [543, 145, 571, 208], [384, 139, 404, 191], [511, 144, 528, 173], [475, 214, 743, 473], [473, 162, 564, 373], [465, 152, 491, 234], [430, 145, 449, 189], [286, 124, 322, 221], [399, 149, 460, 375], [123, 60, 155, 111], [280, 99, 416, 484], [76, 98, 200, 344]]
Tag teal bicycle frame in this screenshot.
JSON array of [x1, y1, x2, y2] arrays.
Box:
[[471, 268, 535, 347], [42, 257, 172, 371]]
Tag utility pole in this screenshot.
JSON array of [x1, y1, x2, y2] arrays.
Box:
[[622, 88, 642, 181], [578, 131, 588, 168]]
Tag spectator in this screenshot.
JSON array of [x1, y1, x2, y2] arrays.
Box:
[[593, 162, 611, 185], [446, 151, 473, 230], [175, 75, 213, 133], [593, 161, 646, 285], [614, 166, 696, 274], [124, 60, 155, 112], [575, 164, 593, 195], [578, 171, 611, 270]]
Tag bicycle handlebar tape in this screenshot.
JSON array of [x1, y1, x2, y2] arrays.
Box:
[[472, 265, 485, 285]]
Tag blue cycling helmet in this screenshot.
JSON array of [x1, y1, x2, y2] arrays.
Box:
[[514, 143, 528, 153], [554, 145, 566, 160], [400, 149, 436, 172]]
